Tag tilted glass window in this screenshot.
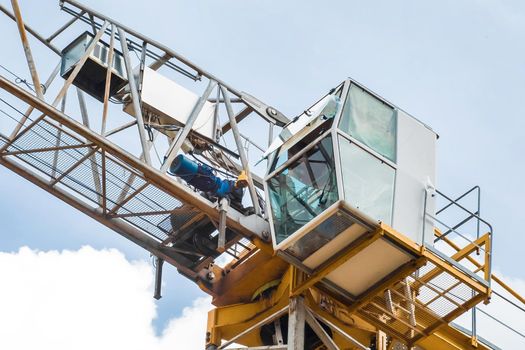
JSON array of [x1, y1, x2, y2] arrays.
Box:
[[285, 210, 357, 261], [269, 118, 334, 175], [268, 136, 338, 245], [339, 84, 397, 162], [339, 136, 395, 225], [61, 35, 90, 76]]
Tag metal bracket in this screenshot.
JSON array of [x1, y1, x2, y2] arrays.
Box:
[[153, 256, 164, 300]]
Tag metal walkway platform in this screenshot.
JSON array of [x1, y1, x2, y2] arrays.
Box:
[[0, 76, 268, 280]]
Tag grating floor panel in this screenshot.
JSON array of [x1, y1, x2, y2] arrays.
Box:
[[4, 117, 206, 243], [357, 260, 482, 344]]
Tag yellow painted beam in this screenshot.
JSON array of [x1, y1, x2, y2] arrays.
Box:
[[348, 257, 427, 313], [418, 325, 492, 350], [435, 229, 525, 305], [414, 234, 489, 293], [380, 222, 424, 255], [421, 250, 489, 295]]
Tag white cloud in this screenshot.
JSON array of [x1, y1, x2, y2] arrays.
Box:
[[157, 297, 213, 350], [0, 246, 212, 350], [1, 246, 524, 349]]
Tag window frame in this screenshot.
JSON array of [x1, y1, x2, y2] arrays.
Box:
[[335, 132, 397, 225], [334, 80, 398, 165], [264, 129, 339, 250]]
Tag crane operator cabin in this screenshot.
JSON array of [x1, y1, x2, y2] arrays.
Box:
[[263, 80, 437, 299]]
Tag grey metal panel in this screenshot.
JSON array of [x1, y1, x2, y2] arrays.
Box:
[[123, 67, 216, 140], [393, 109, 436, 245]]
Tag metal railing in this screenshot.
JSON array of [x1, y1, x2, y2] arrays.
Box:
[[423, 185, 494, 345], [424, 186, 493, 279]]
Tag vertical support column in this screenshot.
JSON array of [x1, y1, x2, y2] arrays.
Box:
[[472, 186, 481, 347], [101, 149, 107, 214], [421, 190, 428, 245], [221, 86, 261, 215], [51, 92, 67, 179], [77, 88, 103, 205], [265, 122, 274, 220], [471, 302, 478, 346], [138, 41, 153, 151], [212, 84, 221, 142], [153, 256, 164, 300], [403, 278, 416, 339], [206, 308, 221, 350], [118, 26, 152, 165], [10, 0, 44, 100], [288, 296, 305, 350], [101, 24, 116, 136], [217, 197, 229, 253], [376, 330, 388, 350], [113, 129, 159, 208], [267, 122, 274, 161], [138, 41, 148, 95]]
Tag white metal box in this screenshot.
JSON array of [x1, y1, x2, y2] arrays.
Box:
[[124, 67, 217, 140], [61, 32, 127, 102]]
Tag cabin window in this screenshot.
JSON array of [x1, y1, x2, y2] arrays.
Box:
[[339, 84, 396, 162], [339, 136, 395, 225], [268, 136, 338, 244]]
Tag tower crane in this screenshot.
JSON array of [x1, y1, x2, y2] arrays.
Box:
[[0, 1, 524, 349]]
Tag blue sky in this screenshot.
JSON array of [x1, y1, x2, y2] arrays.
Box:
[[1, 0, 525, 346]]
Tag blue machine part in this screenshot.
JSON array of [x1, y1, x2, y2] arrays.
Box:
[[170, 154, 238, 198]]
